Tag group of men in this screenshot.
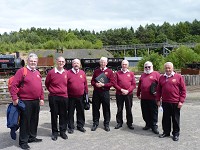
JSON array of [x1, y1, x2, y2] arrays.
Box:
[[10, 53, 186, 149]]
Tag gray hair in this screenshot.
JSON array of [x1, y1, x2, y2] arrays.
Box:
[[164, 62, 174, 68], [122, 60, 129, 66], [28, 53, 38, 60], [72, 58, 81, 64], [100, 57, 108, 62], [144, 61, 153, 67]]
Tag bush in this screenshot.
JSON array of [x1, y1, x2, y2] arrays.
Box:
[[137, 52, 165, 71]]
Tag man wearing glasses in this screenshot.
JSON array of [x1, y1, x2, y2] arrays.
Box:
[[45, 56, 68, 141], [137, 61, 160, 134]]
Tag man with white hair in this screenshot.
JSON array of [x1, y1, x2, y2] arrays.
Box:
[[114, 60, 136, 130], [67, 59, 88, 134], [156, 62, 186, 141], [137, 61, 160, 134], [11, 53, 44, 149], [91, 57, 114, 132]]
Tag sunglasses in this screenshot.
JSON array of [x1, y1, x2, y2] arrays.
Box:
[[145, 66, 151, 69]]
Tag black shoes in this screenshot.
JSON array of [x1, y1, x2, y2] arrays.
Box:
[[28, 138, 42, 143], [152, 128, 159, 134], [77, 127, 86, 133], [60, 132, 68, 139], [91, 125, 98, 131], [159, 133, 170, 138], [143, 126, 150, 130], [68, 129, 74, 134], [114, 124, 122, 129], [20, 144, 30, 150], [173, 135, 179, 141], [104, 126, 110, 132], [128, 125, 134, 130], [51, 134, 58, 141]]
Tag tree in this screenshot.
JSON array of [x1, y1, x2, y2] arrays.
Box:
[[137, 52, 165, 71]]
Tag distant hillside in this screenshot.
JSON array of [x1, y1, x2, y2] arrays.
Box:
[[30, 49, 113, 59]]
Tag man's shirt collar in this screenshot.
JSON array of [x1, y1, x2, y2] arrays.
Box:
[[164, 71, 175, 78], [72, 68, 79, 74], [55, 67, 65, 74]]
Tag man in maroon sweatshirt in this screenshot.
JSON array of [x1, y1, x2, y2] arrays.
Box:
[[156, 62, 186, 141], [137, 61, 160, 134], [67, 59, 88, 134], [114, 60, 136, 130], [45, 56, 68, 141], [91, 57, 114, 132], [10, 53, 44, 149]]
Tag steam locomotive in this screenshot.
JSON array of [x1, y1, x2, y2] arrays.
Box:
[[0, 52, 123, 75], [0, 52, 25, 75]]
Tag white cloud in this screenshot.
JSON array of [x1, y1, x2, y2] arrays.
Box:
[[0, 0, 200, 34]]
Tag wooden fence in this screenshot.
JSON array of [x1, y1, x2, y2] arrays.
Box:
[[0, 75, 199, 104]]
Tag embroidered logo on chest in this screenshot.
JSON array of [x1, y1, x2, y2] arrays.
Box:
[[172, 79, 176, 82], [65, 75, 67, 79], [105, 72, 108, 75], [80, 75, 83, 78], [127, 74, 130, 77], [149, 76, 153, 79]]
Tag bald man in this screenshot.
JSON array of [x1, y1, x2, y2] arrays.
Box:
[[114, 60, 136, 130], [156, 62, 186, 141], [45, 56, 68, 141], [137, 61, 160, 134], [67, 59, 88, 134]]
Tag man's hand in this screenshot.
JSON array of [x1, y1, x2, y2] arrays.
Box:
[[40, 100, 44, 106], [157, 101, 161, 107], [178, 102, 183, 108], [121, 89, 129, 95], [95, 82, 104, 88], [13, 99, 19, 106]]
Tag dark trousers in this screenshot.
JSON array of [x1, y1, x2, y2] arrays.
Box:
[[49, 96, 68, 135], [141, 99, 158, 129], [116, 94, 133, 126], [92, 90, 110, 126], [19, 100, 40, 146], [68, 96, 85, 129], [162, 102, 180, 136]]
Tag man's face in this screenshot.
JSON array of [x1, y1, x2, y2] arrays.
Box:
[[165, 64, 173, 75], [28, 57, 38, 70], [56, 57, 65, 69], [122, 62, 128, 71], [72, 60, 80, 70], [100, 60, 107, 69], [144, 64, 153, 74]]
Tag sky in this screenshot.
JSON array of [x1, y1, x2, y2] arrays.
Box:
[[0, 0, 200, 34]]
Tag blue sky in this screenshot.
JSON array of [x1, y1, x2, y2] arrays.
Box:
[[0, 0, 199, 34]]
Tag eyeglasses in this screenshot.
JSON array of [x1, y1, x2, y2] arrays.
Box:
[[145, 66, 151, 69]]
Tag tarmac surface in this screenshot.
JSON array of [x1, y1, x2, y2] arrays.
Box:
[[0, 87, 200, 150]]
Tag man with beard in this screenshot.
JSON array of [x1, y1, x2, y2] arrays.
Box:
[[137, 61, 160, 134], [114, 60, 136, 130], [157, 62, 186, 141], [91, 57, 114, 132], [67, 59, 88, 134]]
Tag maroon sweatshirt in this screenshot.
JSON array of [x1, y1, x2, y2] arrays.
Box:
[[91, 68, 114, 92], [10, 67, 44, 101], [45, 68, 68, 98], [156, 73, 186, 103], [114, 71, 136, 95], [67, 69, 88, 98], [137, 71, 160, 100]]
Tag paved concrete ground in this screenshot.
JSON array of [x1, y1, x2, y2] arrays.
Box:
[[0, 90, 200, 150]]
